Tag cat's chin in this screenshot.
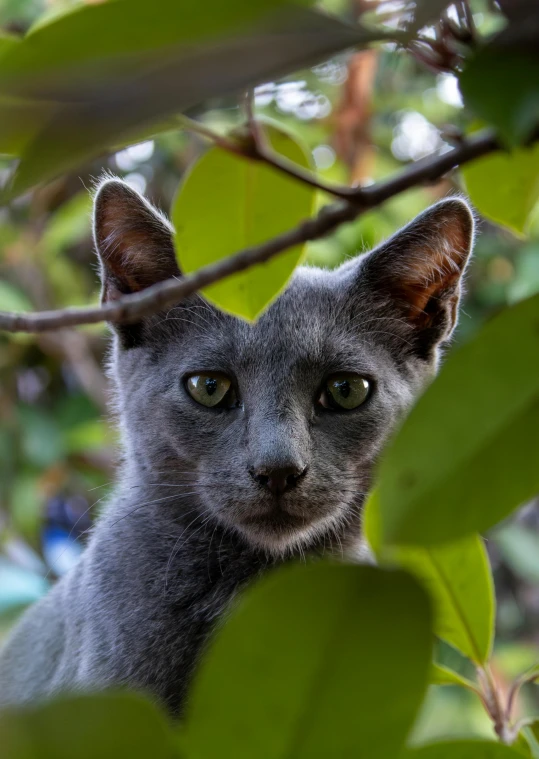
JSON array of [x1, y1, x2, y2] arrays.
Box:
[[231, 510, 341, 556]]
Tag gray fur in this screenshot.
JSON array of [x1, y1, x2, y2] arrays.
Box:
[[0, 180, 474, 716]]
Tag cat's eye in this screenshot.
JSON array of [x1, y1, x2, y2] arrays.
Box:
[[186, 373, 236, 408], [318, 373, 371, 411]]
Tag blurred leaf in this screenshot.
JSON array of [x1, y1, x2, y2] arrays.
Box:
[[430, 663, 477, 691], [3, 0, 312, 72], [363, 488, 382, 554], [0, 692, 177, 759], [494, 644, 539, 682], [0, 33, 19, 53], [0, 96, 57, 156], [183, 563, 433, 759], [173, 123, 315, 319], [403, 740, 525, 759], [19, 406, 64, 468], [0, 280, 32, 312], [494, 524, 539, 584], [11, 474, 42, 536], [463, 145, 539, 236], [528, 723, 539, 753], [64, 420, 109, 454], [377, 293, 539, 546], [459, 19, 539, 146], [365, 495, 494, 662], [514, 731, 534, 758], [0, 1, 382, 196], [509, 243, 539, 303], [41, 191, 92, 256]]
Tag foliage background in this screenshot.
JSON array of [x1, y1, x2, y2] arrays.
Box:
[[0, 0, 538, 745]]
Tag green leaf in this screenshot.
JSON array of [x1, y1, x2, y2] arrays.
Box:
[[173, 123, 315, 319], [183, 563, 433, 759], [389, 536, 494, 663], [459, 28, 539, 146], [403, 740, 525, 759], [513, 731, 534, 758], [494, 524, 539, 584], [377, 293, 539, 546], [527, 723, 539, 757], [365, 493, 495, 662], [430, 662, 477, 691], [362, 488, 382, 554], [0, 96, 56, 157], [0, 0, 380, 195], [462, 144, 539, 236], [0, 692, 178, 759], [0, 280, 32, 312]]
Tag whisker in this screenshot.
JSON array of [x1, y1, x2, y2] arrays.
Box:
[[164, 511, 211, 589]]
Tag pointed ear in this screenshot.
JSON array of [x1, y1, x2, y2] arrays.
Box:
[[93, 177, 180, 304], [359, 197, 474, 354]]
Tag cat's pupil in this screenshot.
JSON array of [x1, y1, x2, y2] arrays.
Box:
[[205, 378, 218, 396], [335, 380, 350, 399]]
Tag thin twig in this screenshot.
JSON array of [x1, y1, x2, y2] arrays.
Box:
[[180, 112, 353, 198], [0, 125, 535, 334], [506, 667, 539, 721]]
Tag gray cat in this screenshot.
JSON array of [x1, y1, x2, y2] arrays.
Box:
[[0, 179, 474, 716]]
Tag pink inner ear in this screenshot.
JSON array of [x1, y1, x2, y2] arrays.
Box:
[[94, 179, 179, 302], [392, 213, 473, 328]]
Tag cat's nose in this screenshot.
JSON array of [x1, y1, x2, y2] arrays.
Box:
[[250, 465, 307, 497]]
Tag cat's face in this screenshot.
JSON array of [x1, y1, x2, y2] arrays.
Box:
[[94, 179, 474, 555]]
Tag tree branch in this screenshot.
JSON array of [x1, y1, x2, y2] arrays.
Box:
[[0, 126, 530, 334]]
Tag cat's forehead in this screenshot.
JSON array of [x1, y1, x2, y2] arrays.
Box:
[[231, 266, 347, 347], [170, 264, 383, 375]]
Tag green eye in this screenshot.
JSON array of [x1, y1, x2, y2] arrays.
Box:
[[186, 373, 233, 408], [320, 373, 371, 411]]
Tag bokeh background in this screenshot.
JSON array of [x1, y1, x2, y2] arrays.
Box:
[[1, 0, 538, 742]]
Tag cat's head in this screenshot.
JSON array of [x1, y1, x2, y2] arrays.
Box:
[[94, 178, 474, 556]]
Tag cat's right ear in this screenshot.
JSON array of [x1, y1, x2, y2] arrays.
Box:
[[345, 198, 474, 359], [93, 177, 180, 305]]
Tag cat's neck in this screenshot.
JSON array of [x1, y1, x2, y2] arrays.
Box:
[[97, 471, 274, 590]]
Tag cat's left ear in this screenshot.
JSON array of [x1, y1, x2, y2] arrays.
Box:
[[93, 177, 180, 305], [356, 197, 474, 353]]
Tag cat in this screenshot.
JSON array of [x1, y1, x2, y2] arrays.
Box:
[[0, 178, 474, 716]]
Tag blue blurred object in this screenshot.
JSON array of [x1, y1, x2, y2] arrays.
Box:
[[42, 496, 89, 576]]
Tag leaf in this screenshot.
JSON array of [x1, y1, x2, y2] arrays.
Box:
[[513, 731, 534, 758], [377, 293, 539, 546], [1, 0, 309, 74], [463, 144, 539, 236], [183, 563, 433, 759], [173, 123, 315, 319], [459, 18, 539, 146], [430, 662, 477, 691], [390, 537, 494, 663], [0, 692, 178, 759], [0, 0, 382, 196], [0, 281, 32, 312], [528, 722, 539, 756], [494, 524, 539, 584], [403, 740, 525, 759], [364, 493, 495, 662]]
